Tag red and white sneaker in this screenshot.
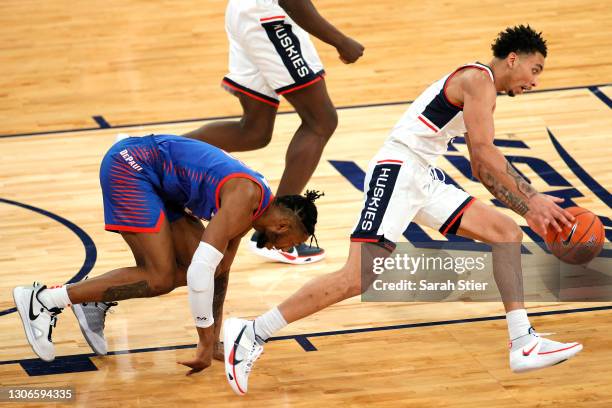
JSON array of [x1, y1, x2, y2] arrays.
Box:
[[509, 327, 583, 373], [223, 318, 264, 396], [248, 232, 325, 265]]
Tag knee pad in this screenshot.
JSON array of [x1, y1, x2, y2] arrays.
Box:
[[187, 242, 224, 327]]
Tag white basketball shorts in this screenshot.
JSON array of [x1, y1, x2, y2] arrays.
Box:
[[221, 0, 325, 107], [350, 144, 476, 250]]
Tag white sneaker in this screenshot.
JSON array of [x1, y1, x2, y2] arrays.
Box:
[[12, 283, 62, 362], [509, 327, 583, 373], [72, 301, 116, 355], [223, 318, 264, 396]]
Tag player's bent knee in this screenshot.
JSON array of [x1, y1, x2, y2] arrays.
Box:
[[303, 107, 338, 140], [491, 215, 523, 243], [316, 108, 338, 139], [509, 222, 523, 242], [242, 122, 273, 149], [241, 110, 275, 148], [323, 108, 339, 135], [252, 131, 273, 149]]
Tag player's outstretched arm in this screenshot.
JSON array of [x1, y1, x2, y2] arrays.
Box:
[[178, 179, 260, 374], [278, 0, 364, 63], [462, 72, 573, 239]]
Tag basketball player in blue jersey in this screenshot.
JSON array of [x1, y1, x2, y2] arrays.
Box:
[[12, 135, 321, 373], [223, 25, 583, 395], [184, 0, 364, 265]]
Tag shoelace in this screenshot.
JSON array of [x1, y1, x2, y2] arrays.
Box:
[[99, 302, 117, 314], [308, 234, 320, 249], [513, 328, 555, 342], [85, 302, 116, 331], [244, 345, 264, 374], [81, 302, 117, 314], [33, 282, 63, 316], [281, 235, 320, 252], [48, 315, 58, 341], [528, 326, 555, 337]]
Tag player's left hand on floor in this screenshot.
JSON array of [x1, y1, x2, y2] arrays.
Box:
[[177, 359, 211, 376], [177, 341, 212, 375]]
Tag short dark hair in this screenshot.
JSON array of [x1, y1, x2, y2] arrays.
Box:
[[275, 190, 323, 236], [491, 25, 547, 58]]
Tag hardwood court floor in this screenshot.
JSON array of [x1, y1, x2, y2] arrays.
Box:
[[1, 0, 611, 407]]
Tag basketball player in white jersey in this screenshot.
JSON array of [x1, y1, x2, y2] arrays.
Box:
[[222, 25, 583, 395], [184, 0, 364, 265]]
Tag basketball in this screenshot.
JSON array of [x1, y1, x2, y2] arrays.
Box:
[[545, 206, 605, 265]]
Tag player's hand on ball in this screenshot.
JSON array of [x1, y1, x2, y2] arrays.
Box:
[[177, 340, 212, 376], [525, 194, 574, 239], [213, 340, 224, 362], [337, 36, 364, 63]]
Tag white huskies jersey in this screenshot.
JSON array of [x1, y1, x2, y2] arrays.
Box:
[[386, 62, 494, 165]]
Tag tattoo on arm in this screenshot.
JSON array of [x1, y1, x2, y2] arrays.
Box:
[[101, 280, 151, 301], [479, 164, 530, 216], [505, 162, 537, 199], [212, 273, 229, 323]]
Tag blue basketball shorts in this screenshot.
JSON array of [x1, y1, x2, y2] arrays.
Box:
[[99, 137, 182, 233]]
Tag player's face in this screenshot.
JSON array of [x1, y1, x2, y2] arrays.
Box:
[[506, 52, 545, 97], [257, 224, 309, 251]]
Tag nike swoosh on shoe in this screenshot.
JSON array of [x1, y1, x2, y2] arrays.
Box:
[[28, 291, 40, 320], [522, 342, 539, 356]]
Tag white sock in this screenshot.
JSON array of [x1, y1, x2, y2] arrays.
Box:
[[38, 285, 72, 310], [506, 308, 531, 340], [254, 307, 287, 342]]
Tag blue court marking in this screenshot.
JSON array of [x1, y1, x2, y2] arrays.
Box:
[[548, 128, 612, 209], [0, 198, 97, 317], [20, 355, 99, 376], [588, 86, 612, 109], [294, 336, 318, 352], [0, 83, 610, 140], [328, 160, 365, 190], [1, 304, 610, 375], [92, 115, 111, 129], [270, 304, 612, 340]]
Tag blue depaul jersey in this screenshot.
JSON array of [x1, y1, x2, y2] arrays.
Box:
[[100, 135, 273, 233]]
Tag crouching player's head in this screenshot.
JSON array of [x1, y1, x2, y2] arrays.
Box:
[[254, 190, 323, 251]]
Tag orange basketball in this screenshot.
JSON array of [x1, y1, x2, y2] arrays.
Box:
[[545, 206, 604, 265]]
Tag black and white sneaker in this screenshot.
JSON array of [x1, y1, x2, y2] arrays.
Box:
[[12, 282, 62, 362], [248, 232, 325, 265], [72, 301, 116, 355]]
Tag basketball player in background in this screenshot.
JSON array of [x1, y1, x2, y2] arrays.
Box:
[[223, 25, 583, 395], [13, 135, 321, 374], [184, 0, 364, 265]]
